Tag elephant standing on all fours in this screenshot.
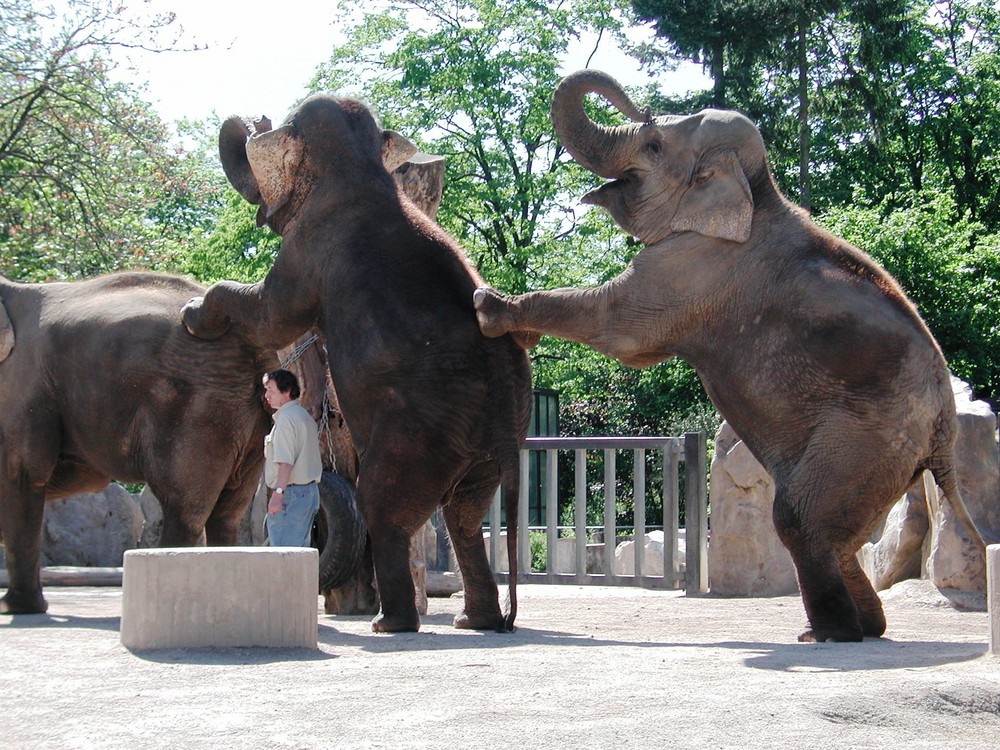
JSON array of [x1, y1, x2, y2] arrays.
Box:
[[474, 69, 986, 643], [0, 272, 277, 615]]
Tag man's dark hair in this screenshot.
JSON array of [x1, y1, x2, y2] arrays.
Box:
[[264, 369, 301, 399]]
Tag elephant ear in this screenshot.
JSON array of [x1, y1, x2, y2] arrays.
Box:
[[671, 149, 753, 243], [381, 130, 417, 173], [0, 297, 14, 363], [245, 124, 304, 223]]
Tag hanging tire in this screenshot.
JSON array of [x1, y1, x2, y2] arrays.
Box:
[[313, 470, 367, 590]]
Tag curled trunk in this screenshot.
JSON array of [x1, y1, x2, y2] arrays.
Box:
[[550, 69, 648, 179]]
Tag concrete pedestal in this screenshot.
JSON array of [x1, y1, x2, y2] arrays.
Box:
[[120, 547, 318, 650], [989, 545, 1000, 656]]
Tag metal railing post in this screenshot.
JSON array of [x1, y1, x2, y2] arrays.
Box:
[[574, 448, 587, 583], [684, 432, 709, 593], [633, 448, 646, 582], [603, 449, 617, 583]]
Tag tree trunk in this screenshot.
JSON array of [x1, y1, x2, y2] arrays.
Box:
[[711, 39, 726, 108], [797, 8, 811, 211]]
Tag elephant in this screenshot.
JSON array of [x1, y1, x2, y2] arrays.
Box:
[[0, 271, 273, 614], [473, 69, 985, 642], [181, 95, 532, 633]]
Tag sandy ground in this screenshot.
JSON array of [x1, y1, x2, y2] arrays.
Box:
[[1, 580, 998, 749]]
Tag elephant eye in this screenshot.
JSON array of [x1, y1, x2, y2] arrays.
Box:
[[645, 140, 661, 156]]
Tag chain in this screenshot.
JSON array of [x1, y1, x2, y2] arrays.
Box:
[[279, 332, 320, 368], [278, 332, 338, 472]]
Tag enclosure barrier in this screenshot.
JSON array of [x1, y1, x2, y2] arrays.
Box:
[[489, 432, 708, 593]]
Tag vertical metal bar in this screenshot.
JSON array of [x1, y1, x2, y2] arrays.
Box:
[[489, 487, 501, 574], [519, 448, 530, 579], [664, 440, 680, 586], [545, 448, 559, 580], [603, 448, 616, 582], [633, 448, 646, 582], [574, 448, 587, 583], [684, 432, 709, 593]]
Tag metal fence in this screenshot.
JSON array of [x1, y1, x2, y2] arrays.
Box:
[[487, 432, 708, 593]]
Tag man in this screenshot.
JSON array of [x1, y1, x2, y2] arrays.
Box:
[[262, 369, 323, 547]]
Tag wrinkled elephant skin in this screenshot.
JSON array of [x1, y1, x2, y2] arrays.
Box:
[[474, 69, 984, 643], [183, 96, 532, 633], [0, 272, 276, 615]]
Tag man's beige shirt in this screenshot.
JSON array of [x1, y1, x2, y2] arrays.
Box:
[[264, 399, 323, 488]]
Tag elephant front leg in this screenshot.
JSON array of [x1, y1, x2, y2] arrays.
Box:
[[474, 285, 664, 367], [0, 488, 49, 615], [367, 522, 421, 633]]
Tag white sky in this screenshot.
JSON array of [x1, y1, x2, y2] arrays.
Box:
[[122, 0, 709, 127]]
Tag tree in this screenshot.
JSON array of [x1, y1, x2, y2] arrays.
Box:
[[820, 193, 1000, 404], [0, 0, 193, 279], [313, 0, 639, 294], [310, 0, 718, 439]]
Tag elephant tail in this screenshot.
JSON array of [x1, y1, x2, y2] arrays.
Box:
[[500, 456, 519, 632], [925, 453, 987, 549]]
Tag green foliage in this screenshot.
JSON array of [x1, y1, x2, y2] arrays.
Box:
[[313, 0, 635, 294], [0, 0, 192, 280], [819, 192, 1000, 402]]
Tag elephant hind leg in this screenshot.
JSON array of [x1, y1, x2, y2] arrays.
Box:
[[443, 465, 504, 631], [773, 491, 863, 643], [841, 552, 886, 637]]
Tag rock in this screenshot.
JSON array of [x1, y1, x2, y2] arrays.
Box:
[[137, 486, 163, 548], [41, 484, 143, 567], [859, 476, 930, 590], [614, 531, 666, 577], [707, 422, 798, 596], [927, 377, 999, 594]]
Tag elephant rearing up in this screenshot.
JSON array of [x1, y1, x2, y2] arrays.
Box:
[[182, 96, 532, 633], [474, 69, 985, 643]]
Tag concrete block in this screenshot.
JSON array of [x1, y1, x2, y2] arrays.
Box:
[[120, 547, 318, 650], [989, 545, 1000, 656]]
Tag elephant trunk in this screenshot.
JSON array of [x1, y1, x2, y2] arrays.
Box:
[[219, 115, 273, 205], [550, 69, 648, 179]]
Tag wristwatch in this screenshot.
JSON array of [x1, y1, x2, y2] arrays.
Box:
[[275, 487, 284, 494]]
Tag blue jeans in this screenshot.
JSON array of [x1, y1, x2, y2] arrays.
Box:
[[265, 482, 320, 547]]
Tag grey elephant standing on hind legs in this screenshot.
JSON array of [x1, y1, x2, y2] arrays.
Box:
[[474, 69, 987, 643], [182, 95, 532, 633]]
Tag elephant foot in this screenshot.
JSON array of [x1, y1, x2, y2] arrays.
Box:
[[180, 297, 230, 340], [859, 608, 887, 638], [453, 610, 508, 632], [1, 589, 49, 615], [371, 612, 420, 633], [797, 624, 864, 643], [473, 288, 514, 339]]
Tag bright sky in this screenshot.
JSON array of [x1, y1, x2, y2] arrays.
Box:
[[124, 0, 710, 127]]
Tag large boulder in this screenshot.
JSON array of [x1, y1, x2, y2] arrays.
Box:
[[926, 377, 999, 595], [857, 475, 930, 590], [41, 484, 143, 567], [708, 421, 798, 596]]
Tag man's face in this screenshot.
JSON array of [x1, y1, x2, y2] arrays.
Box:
[[263, 379, 291, 410]]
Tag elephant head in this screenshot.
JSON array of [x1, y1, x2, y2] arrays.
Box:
[[218, 103, 417, 234], [551, 69, 768, 245]]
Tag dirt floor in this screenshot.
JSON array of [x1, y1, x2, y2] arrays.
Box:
[[1, 579, 998, 749]]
